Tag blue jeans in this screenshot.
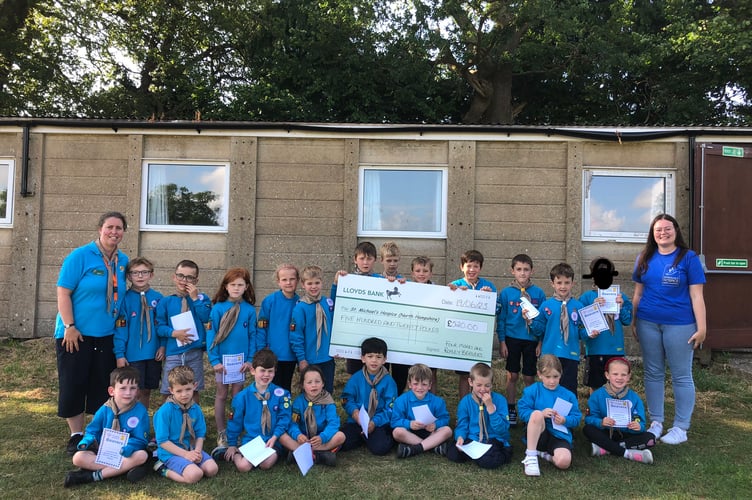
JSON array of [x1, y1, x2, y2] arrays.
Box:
[[636, 319, 696, 430]]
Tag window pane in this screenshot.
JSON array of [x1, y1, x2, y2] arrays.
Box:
[[145, 164, 226, 227], [361, 169, 443, 233], [0, 163, 8, 220], [588, 175, 666, 233]]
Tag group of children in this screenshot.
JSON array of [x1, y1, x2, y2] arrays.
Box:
[[64, 241, 657, 487]]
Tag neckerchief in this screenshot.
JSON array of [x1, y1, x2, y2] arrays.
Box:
[[604, 381, 629, 400], [511, 279, 534, 330], [254, 387, 272, 435], [363, 366, 388, 418], [553, 292, 572, 344], [299, 293, 328, 354], [104, 396, 137, 431], [166, 395, 196, 450], [179, 293, 189, 313], [471, 393, 489, 443], [303, 389, 335, 437], [94, 239, 118, 314], [130, 285, 152, 347], [211, 299, 241, 349]]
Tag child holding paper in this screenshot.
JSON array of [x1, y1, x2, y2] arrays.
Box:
[[340, 337, 398, 456], [155, 259, 212, 404], [446, 362, 513, 469], [410, 257, 439, 391], [583, 357, 655, 464], [206, 267, 258, 458], [391, 363, 452, 458], [222, 349, 292, 471], [518, 355, 582, 477], [579, 257, 633, 391], [153, 365, 218, 483], [64, 366, 150, 487], [280, 365, 345, 466]]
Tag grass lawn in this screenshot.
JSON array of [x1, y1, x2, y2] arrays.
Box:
[[1, 338, 750, 499]]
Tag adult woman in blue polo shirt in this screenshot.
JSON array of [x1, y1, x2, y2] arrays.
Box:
[[56, 211, 129, 454]]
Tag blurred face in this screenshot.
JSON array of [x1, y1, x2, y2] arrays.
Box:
[[303, 370, 324, 398], [605, 361, 631, 391], [381, 255, 400, 276], [361, 352, 387, 374], [252, 365, 275, 389], [173, 265, 198, 293], [128, 265, 153, 288], [277, 268, 299, 297], [302, 277, 322, 297], [511, 262, 532, 285], [355, 253, 376, 273], [539, 369, 561, 390], [225, 277, 247, 299], [98, 217, 125, 251], [551, 275, 574, 297], [469, 374, 493, 399], [169, 382, 196, 405], [411, 263, 433, 283], [653, 219, 677, 249], [461, 261, 482, 283], [110, 378, 139, 407], [409, 378, 431, 399]]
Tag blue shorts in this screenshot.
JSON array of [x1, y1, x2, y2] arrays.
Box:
[[165, 451, 213, 474], [160, 349, 205, 394], [130, 359, 162, 390]]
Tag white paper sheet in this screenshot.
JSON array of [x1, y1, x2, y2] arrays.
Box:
[[293, 442, 314, 476], [578, 303, 609, 336], [95, 428, 129, 469], [222, 353, 245, 385], [170, 311, 199, 347], [552, 397, 573, 433], [457, 440, 492, 459], [606, 398, 632, 428], [412, 404, 437, 425], [238, 436, 276, 466], [358, 404, 370, 438], [597, 285, 621, 315]]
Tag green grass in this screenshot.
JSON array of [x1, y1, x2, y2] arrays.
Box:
[[1, 339, 750, 499]]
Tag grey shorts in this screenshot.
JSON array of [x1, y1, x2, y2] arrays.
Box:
[[160, 349, 205, 394]]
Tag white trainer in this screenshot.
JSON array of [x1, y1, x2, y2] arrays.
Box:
[[522, 455, 540, 476], [647, 421, 663, 438], [660, 426, 687, 445]]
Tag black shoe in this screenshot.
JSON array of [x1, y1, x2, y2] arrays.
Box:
[[397, 443, 423, 458], [314, 451, 337, 466], [153, 459, 167, 477], [64, 469, 93, 488], [210, 445, 227, 462], [508, 406, 518, 426], [126, 464, 148, 483], [66, 434, 83, 456], [434, 441, 448, 456]]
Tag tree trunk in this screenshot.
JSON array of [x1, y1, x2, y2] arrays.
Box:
[[462, 61, 514, 124]]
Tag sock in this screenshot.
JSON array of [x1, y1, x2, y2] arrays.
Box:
[[93, 470, 103, 482], [160, 467, 169, 478], [70, 432, 83, 437], [526, 449, 537, 457]]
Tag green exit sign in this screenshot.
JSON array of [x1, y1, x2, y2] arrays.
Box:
[[716, 258, 748, 268], [722, 146, 744, 157]]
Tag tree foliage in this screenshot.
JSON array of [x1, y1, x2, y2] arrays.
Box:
[[1, 0, 750, 125]]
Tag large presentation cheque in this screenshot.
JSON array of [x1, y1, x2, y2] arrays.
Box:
[[329, 274, 496, 372]]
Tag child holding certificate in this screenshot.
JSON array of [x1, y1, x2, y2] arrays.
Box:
[[583, 357, 655, 464], [391, 363, 452, 458], [64, 366, 150, 487], [580, 257, 634, 391], [206, 267, 258, 459]]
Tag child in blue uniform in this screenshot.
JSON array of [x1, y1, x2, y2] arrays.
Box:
[[410, 257, 439, 391], [447, 362, 513, 469], [518, 355, 582, 477], [449, 249, 497, 399], [531, 263, 588, 397], [379, 241, 410, 392], [280, 365, 345, 466], [153, 365, 218, 483], [114, 257, 164, 410], [256, 263, 300, 391], [392, 363, 452, 458], [583, 357, 655, 464], [340, 337, 398, 456], [64, 366, 150, 487], [496, 253, 547, 425], [579, 257, 633, 391], [290, 265, 335, 393], [155, 260, 212, 404], [222, 349, 293, 471], [206, 267, 257, 457], [332, 241, 383, 375]]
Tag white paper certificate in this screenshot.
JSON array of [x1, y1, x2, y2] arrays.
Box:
[[598, 285, 621, 315], [552, 397, 573, 433], [170, 311, 199, 347], [238, 436, 276, 467], [458, 440, 492, 459], [412, 404, 437, 426], [222, 353, 245, 385], [95, 428, 129, 469], [606, 398, 632, 428], [358, 404, 370, 438], [578, 303, 609, 336], [293, 442, 314, 476]]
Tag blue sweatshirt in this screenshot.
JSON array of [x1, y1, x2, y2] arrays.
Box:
[[155, 293, 212, 356], [585, 385, 647, 434], [453, 392, 510, 445], [154, 400, 207, 461], [227, 382, 292, 446], [532, 296, 588, 361], [256, 290, 299, 362], [496, 284, 547, 342], [290, 298, 334, 365], [579, 289, 633, 356], [391, 390, 451, 430], [205, 300, 257, 368], [79, 401, 150, 457], [288, 393, 341, 445], [113, 288, 164, 362], [341, 369, 398, 428], [518, 382, 581, 444]]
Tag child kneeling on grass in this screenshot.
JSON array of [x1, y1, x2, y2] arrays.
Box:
[[64, 366, 150, 487], [153, 365, 219, 483], [583, 357, 655, 464]]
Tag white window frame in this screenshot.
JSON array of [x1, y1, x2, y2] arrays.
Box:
[[140, 160, 230, 232], [0, 159, 15, 227], [358, 165, 448, 238], [582, 167, 676, 242]]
